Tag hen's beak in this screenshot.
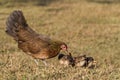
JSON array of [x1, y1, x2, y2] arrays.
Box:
[[65, 49, 69, 54]]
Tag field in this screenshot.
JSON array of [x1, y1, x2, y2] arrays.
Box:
[[0, 0, 120, 80]]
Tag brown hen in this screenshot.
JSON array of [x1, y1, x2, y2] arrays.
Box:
[[6, 10, 68, 65]]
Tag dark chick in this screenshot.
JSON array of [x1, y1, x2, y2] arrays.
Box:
[[85, 57, 96, 68], [58, 53, 75, 67], [6, 10, 68, 66]]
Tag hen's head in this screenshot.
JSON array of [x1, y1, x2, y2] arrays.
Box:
[[60, 43, 68, 52]]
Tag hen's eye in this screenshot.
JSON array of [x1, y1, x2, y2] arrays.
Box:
[[63, 46, 66, 48]]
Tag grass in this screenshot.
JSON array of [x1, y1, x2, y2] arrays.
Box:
[[0, 0, 120, 80]]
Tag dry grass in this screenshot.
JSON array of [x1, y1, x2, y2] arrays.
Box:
[[0, 0, 120, 80]]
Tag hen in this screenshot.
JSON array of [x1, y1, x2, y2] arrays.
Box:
[[6, 10, 68, 65]]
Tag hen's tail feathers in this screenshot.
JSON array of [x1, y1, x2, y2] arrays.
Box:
[[6, 10, 28, 40]]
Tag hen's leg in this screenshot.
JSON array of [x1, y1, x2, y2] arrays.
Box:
[[41, 59, 48, 66], [34, 59, 48, 66], [34, 59, 39, 66]]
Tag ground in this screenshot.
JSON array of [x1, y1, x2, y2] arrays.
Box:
[[0, 0, 120, 80]]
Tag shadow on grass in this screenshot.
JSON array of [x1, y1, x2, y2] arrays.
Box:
[[35, 0, 58, 6], [0, 0, 60, 6], [86, 0, 120, 4]]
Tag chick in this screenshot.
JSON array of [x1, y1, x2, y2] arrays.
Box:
[[74, 54, 87, 67], [58, 53, 75, 67], [85, 57, 96, 68]]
